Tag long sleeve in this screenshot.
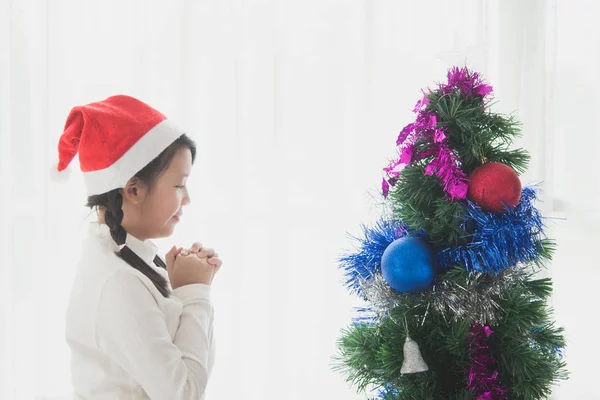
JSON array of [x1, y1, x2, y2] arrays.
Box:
[[95, 270, 213, 400]]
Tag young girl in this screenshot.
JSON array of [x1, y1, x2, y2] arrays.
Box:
[[55, 95, 222, 399]]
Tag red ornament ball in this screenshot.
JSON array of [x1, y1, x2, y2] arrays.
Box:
[[467, 162, 522, 213]]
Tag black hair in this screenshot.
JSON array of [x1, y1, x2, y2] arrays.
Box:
[[86, 134, 196, 297]]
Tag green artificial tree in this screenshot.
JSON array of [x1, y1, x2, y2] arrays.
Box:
[[334, 67, 567, 400]]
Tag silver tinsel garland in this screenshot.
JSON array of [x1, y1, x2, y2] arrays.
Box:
[[361, 265, 533, 325]]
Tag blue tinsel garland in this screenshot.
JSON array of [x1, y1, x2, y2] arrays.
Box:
[[436, 186, 548, 274], [351, 307, 377, 327], [339, 187, 550, 297], [338, 218, 408, 298], [377, 383, 400, 399]]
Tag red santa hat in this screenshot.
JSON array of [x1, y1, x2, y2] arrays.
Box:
[[51, 95, 185, 196]]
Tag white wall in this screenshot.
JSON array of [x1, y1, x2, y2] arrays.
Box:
[[0, 0, 597, 399]]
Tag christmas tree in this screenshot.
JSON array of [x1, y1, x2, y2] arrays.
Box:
[[334, 67, 567, 399]]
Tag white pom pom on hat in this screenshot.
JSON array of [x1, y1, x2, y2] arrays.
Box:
[[50, 95, 185, 196]]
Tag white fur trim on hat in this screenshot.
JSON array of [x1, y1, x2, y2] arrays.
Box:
[[83, 119, 185, 196]]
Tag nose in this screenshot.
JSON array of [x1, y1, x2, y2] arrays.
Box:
[[182, 187, 191, 206]]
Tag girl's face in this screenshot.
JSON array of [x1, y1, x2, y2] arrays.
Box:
[[121, 147, 192, 241]]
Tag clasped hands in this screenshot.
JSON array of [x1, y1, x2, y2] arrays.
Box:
[[165, 242, 222, 289]]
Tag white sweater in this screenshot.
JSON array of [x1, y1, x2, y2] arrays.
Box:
[[65, 222, 215, 399]]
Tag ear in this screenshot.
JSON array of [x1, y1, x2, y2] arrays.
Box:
[[121, 176, 148, 206]]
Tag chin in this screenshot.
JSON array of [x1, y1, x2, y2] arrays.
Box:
[[159, 222, 177, 237]]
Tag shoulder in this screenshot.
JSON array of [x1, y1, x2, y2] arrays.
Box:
[[100, 266, 165, 307], [94, 269, 165, 336], [83, 238, 168, 294], [93, 268, 174, 352]]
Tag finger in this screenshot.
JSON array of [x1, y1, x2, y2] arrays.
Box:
[[210, 264, 221, 285], [190, 242, 203, 253], [166, 245, 177, 258], [209, 267, 216, 285], [195, 248, 216, 258], [211, 263, 220, 282], [207, 257, 222, 268], [179, 249, 190, 257], [165, 245, 177, 273]]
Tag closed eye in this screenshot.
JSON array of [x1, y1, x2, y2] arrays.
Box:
[[176, 185, 186, 189]]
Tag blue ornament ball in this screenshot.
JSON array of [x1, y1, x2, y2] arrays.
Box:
[[380, 237, 436, 293]]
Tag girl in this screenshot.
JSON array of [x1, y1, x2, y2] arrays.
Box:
[[55, 95, 222, 399]]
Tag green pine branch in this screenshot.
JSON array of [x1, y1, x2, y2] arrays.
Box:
[[388, 165, 467, 248], [334, 267, 567, 399], [425, 91, 530, 175]]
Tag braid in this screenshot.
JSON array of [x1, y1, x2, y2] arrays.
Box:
[[105, 190, 127, 246], [104, 189, 170, 298]]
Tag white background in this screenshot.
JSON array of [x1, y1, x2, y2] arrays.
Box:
[[1, 0, 598, 399]]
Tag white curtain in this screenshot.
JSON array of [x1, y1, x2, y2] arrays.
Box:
[[0, 0, 597, 399]]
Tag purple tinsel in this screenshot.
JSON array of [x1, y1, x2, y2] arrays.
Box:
[[443, 66, 494, 98], [466, 323, 507, 400], [383, 67, 493, 200], [424, 144, 469, 199]]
